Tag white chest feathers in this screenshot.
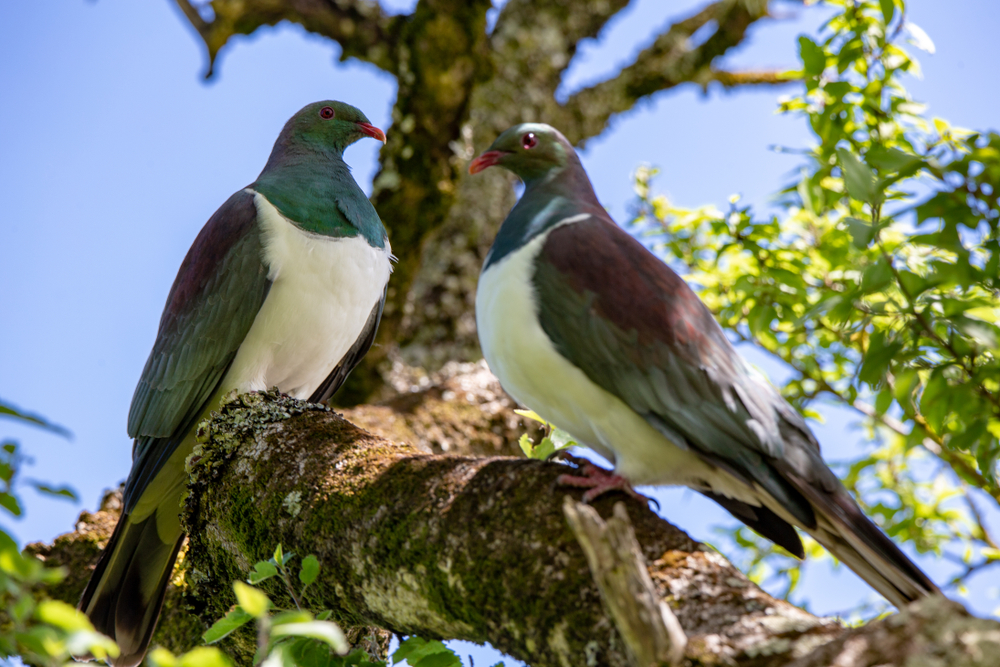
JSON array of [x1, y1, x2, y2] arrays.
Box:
[[222, 190, 392, 399], [475, 229, 724, 490]]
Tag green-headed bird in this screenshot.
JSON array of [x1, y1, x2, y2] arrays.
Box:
[[79, 101, 390, 666], [470, 123, 939, 609]]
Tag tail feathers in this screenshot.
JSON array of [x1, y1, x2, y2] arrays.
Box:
[[782, 471, 940, 609], [79, 511, 184, 667], [699, 490, 805, 558]]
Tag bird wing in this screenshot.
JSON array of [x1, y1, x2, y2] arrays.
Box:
[[531, 215, 828, 529], [124, 189, 271, 509], [531, 215, 940, 604]]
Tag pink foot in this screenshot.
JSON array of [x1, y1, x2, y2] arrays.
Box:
[[555, 453, 657, 507]]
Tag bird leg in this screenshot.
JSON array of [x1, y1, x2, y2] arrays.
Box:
[[555, 453, 658, 508]]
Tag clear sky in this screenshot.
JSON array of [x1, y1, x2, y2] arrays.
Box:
[[2, 1, 998, 664]]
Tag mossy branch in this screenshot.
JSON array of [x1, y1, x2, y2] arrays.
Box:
[[29, 384, 1000, 666]]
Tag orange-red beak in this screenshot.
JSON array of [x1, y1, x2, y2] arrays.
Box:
[[469, 150, 508, 174], [356, 122, 386, 144]]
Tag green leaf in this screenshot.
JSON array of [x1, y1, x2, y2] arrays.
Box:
[[147, 647, 177, 667], [413, 653, 463, 667], [300, 554, 320, 587], [202, 607, 253, 643], [0, 492, 22, 517], [248, 560, 279, 584], [392, 637, 426, 664], [34, 599, 94, 632], [866, 146, 922, 173], [858, 332, 903, 386], [0, 401, 71, 438], [270, 610, 314, 628], [861, 257, 893, 292], [28, 482, 78, 502], [879, 0, 895, 25], [177, 646, 233, 667], [513, 409, 547, 426], [271, 621, 348, 655], [517, 434, 533, 458], [836, 147, 880, 204], [233, 581, 270, 618], [845, 217, 875, 249], [952, 316, 1000, 350], [535, 437, 556, 460], [798, 36, 826, 76]]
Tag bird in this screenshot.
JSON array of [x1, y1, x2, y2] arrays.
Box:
[[469, 122, 940, 609], [79, 101, 390, 666]]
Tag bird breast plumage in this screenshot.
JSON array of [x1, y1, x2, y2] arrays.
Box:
[[475, 225, 750, 498], [221, 190, 391, 399]]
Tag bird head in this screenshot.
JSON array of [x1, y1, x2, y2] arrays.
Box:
[[469, 123, 572, 183], [276, 101, 386, 157]]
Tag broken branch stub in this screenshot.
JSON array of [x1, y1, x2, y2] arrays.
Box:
[[564, 498, 687, 667]]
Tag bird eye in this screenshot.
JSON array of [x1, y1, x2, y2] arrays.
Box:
[[522, 132, 537, 149], [319, 106, 336, 120]]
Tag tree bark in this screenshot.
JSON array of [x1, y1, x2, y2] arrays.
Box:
[[31, 387, 1000, 667], [171, 0, 790, 404]]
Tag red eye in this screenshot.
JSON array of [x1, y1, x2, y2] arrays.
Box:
[[522, 132, 537, 149], [320, 106, 335, 120]]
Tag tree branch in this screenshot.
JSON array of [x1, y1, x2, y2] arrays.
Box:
[[556, 0, 783, 144], [30, 385, 999, 666], [173, 0, 402, 77]]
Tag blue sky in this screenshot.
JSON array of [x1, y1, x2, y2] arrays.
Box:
[[2, 1, 998, 663]]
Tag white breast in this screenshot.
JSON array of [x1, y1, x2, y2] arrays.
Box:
[[221, 190, 392, 399], [476, 227, 747, 498]]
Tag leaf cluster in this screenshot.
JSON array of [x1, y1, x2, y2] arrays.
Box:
[[630, 0, 1000, 611], [0, 401, 118, 666]]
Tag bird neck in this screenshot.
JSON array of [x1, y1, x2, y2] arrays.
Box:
[[253, 149, 384, 246], [484, 162, 605, 270]]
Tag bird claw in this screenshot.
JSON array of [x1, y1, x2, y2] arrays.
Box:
[[554, 452, 659, 509]]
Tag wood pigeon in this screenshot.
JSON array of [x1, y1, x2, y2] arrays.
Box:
[[469, 123, 939, 608], [79, 101, 390, 666]]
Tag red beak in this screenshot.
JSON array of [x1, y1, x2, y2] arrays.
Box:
[[356, 122, 386, 144], [469, 150, 508, 174]]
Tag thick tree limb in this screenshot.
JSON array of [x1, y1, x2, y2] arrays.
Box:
[[30, 387, 1000, 666], [174, 0, 403, 76]]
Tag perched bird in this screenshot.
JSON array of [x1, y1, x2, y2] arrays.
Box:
[[80, 101, 390, 666], [469, 123, 939, 608]]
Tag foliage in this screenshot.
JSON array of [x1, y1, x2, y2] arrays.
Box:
[[197, 545, 348, 667], [629, 0, 1000, 610], [0, 401, 119, 666], [197, 546, 492, 667], [514, 410, 577, 461]]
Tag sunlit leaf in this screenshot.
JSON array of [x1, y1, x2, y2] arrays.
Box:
[[202, 607, 253, 643], [233, 581, 270, 618], [271, 621, 348, 655]]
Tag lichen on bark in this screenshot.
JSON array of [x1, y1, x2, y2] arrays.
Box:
[[29, 384, 1000, 666]]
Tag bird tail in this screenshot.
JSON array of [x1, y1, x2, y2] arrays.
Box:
[[782, 471, 940, 609], [79, 509, 184, 667]]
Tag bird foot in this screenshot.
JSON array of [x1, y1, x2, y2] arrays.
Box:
[[555, 452, 658, 509]]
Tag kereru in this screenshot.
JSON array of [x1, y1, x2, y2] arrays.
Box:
[[469, 123, 939, 608], [79, 101, 390, 666]]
